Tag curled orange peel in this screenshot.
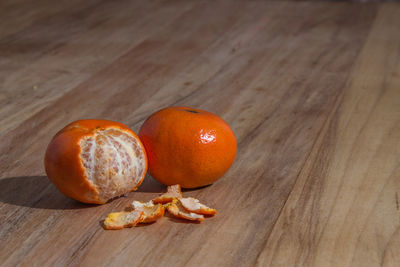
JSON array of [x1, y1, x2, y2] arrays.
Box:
[[102, 184, 218, 229], [152, 184, 183, 204], [166, 199, 205, 222], [179, 197, 217, 216], [103, 210, 143, 230], [131, 200, 165, 223]]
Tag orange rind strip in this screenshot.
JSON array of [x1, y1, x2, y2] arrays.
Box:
[[166, 199, 205, 222], [152, 184, 183, 204], [131, 200, 165, 223], [179, 197, 217, 216], [102, 184, 218, 229], [103, 210, 143, 230]]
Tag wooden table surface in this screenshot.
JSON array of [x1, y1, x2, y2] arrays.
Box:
[[1, 0, 399, 266]]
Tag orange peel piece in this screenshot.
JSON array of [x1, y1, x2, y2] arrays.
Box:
[[103, 210, 143, 230], [131, 200, 165, 223], [152, 184, 183, 204], [166, 199, 205, 222], [179, 197, 217, 216]]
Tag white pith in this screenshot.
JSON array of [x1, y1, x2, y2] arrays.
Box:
[[185, 211, 203, 219], [132, 200, 154, 210], [180, 197, 203, 211], [177, 205, 204, 219], [79, 128, 145, 202], [123, 211, 142, 223]]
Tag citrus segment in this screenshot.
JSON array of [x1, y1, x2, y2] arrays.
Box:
[[80, 128, 146, 203]]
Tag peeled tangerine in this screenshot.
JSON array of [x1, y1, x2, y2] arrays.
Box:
[[45, 119, 148, 204]]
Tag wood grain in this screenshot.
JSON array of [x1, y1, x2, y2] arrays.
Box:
[[0, 1, 398, 266], [256, 4, 400, 266]]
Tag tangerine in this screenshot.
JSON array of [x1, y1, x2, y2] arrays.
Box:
[[139, 107, 236, 188], [45, 119, 147, 204]]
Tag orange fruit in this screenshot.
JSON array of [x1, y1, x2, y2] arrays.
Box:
[[139, 107, 237, 188], [44, 119, 147, 204]]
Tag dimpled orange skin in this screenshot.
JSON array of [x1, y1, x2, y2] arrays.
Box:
[[139, 107, 237, 188], [44, 119, 147, 204]]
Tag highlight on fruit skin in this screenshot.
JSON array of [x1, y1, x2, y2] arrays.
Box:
[[166, 199, 205, 222], [179, 197, 217, 216], [131, 200, 165, 223], [44, 119, 148, 204], [103, 210, 143, 230], [152, 184, 183, 204], [139, 106, 237, 189]]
